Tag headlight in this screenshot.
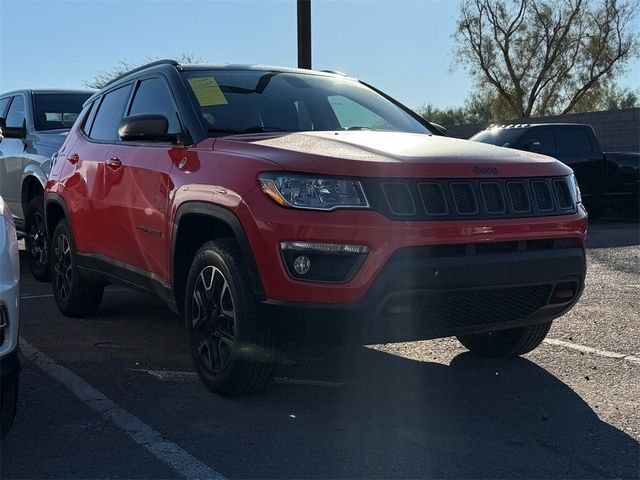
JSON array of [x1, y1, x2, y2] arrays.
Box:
[[567, 173, 582, 205], [259, 173, 369, 210]]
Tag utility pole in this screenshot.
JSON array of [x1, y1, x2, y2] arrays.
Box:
[[297, 0, 311, 69]]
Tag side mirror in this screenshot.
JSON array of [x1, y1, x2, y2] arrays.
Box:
[[118, 114, 171, 142], [0, 118, 26, 139]]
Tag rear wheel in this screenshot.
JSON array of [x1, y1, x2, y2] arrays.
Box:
[[457, 321, 552, 357], [184, 239, 275, 396], [50, 219, 104, 317], [25, 196, 50, 282]]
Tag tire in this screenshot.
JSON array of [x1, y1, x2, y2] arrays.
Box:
[[25, 196, 51, 282], [457, 321, 552, 358], [50, 219, 104, 317], [0, 375, 18, 438], [184, 239, 275, 396]]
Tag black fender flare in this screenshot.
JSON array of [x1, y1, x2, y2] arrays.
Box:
[[171, 202, 265, 299], [43, 192, 72, 240]]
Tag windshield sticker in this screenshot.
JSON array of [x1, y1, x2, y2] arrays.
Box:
[[188, 77, 228, 106]]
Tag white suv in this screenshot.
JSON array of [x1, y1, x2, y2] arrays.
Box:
[[0, 192, 21, 437]]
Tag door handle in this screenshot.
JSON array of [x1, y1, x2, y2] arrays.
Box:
[[106, 157, 122, 170], [68, 153, 79, 164]]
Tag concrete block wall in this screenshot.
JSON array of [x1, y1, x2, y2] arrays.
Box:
[[447, 108, 640, 152]]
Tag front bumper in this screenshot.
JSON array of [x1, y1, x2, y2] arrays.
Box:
[[240, 188, 588, 305], [265, 240, 585, 343]]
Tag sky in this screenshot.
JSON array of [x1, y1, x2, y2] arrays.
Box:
[[0, 0, 638, 110]]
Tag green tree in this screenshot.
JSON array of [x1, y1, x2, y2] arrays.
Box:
[[454, 0, 640, 118], [84, 53, 202, 89]]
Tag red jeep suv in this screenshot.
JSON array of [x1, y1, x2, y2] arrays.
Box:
[[45, 60, 587, 395]]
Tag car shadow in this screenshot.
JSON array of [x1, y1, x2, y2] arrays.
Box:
[[224, 345, 640, 479]]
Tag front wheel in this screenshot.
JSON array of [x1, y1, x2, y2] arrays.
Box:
[[25, 196, 50, 282], [184, 239, 275, 396], [457, 321, 552, 357]]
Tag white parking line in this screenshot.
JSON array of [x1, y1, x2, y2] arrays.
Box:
[[21, 338, 226, 480], [543, 338, 640, 364]]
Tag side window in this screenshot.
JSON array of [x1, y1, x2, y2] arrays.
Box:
[[89, 85, 132, 141], [0, 97, 11, 118], [128, 78, 181, 134], [82, 101, 98, 136], [328, 95, 393, 130], [5, 95, 26, 128], [519, 128, 556, 156], [556, 127, 593, 154]]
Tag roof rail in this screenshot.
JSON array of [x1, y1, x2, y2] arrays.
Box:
[[104, 59, 181, 87], [321, 69, 347, 76]]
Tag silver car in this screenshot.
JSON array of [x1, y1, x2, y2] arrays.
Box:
[[0, 193, 22, 437]]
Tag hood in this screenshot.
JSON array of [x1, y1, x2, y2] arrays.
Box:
[[214, 131, 572, 178]]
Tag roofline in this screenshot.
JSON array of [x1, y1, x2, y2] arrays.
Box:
[[1, 88, 94, 97]]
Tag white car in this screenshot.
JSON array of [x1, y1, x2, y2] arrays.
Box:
[[0, 193, 21, 437]]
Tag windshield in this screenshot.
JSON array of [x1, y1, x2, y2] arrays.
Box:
[[181, 70, 432, 136], [34, 93, 91, 131], [470, 128, 525, 147]]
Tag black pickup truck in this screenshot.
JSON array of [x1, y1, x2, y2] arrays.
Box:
[[470, 123, 639, 217]]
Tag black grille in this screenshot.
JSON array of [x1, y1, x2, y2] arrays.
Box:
[[553, 179, 573, 209], [365, 177, 574, 221], [382, 182, 416, 216], [418, 182, 448, 215], [507, 181, 531, 212], [532, 180, 554, 211], [480, 182, 506, 214], [450, 183, 478, 214], [423, 285, 552, 331]]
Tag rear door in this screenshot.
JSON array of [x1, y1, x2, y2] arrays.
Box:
[[0, 94, 27, 220], [103, 76, 183, 282], [67, 84, 133, 255]]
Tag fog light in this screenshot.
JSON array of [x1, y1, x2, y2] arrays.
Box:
[[293, 255, 311, 275], [280, 241, 369, 282]]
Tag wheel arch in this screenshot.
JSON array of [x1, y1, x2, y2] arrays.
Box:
[[20, 167, 47, 216], [171, 202, 265, 313], [44, 193, 70, 240]]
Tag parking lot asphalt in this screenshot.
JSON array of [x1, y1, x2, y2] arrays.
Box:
[[1, 219, 638, 479]]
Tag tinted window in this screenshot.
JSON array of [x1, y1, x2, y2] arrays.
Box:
[[556, 127, 593, 153], [5, 95, 25, 128], [0, 97, 10, 118], [82, 101, 98, 136], [34, 93, 90, 131], [129, 78, 181, 134], [519, 128, 556, 156], [89, 85, 132, 141]]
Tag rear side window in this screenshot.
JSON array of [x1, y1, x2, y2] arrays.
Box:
[[556, 127, 593, 154], [128, 78, 181, 135], [82, 101, 98, 136], [519, 127, 556, 156], [5, 95, 25, 128], [89, 85, 132, 142], [0, 97, 11, 118]]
